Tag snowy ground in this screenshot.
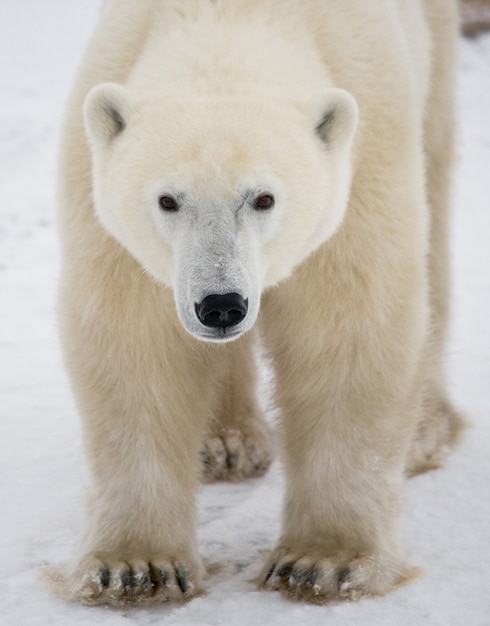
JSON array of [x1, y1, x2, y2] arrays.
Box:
[[1, 2, 489, 625]]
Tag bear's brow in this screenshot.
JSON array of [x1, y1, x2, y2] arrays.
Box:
[[236, 189, 256, 212], [241, 189, 256, 203]]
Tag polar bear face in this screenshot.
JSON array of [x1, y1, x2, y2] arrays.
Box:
[[83, 84, 358, 342]]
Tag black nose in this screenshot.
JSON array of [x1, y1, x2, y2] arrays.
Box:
[[195, 293, 248, 329]]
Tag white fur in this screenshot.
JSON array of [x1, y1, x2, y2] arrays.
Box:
[[84, 83, 357, 340], [50, 0, 463, 607]]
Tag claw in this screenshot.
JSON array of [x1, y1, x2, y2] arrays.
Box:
[[175, 566, 187, 594], [121, 569, 132, 592], [157, 568, 170, 588], [99, 568, 110, 589], [276, 562, 294, 580], [264, 560, 278, 584], [227, 450, 240, 470], [135, 571, 152, 592], [288, 566, 309, 588], [306, 569, 319, 588], [339, 567, 351, 591]]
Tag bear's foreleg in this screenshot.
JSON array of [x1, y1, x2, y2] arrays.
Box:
[[259, 233, 427, 603], [52, 273, 225, 606]]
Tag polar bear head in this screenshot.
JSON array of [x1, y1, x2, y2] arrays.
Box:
[[83, 84, 358, 342]]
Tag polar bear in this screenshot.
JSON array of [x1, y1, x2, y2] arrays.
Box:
[[51, 0, 463, 606]]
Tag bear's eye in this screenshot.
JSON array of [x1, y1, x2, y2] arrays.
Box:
[[253, 194, 275, 210], [159, 195, 179, 212]]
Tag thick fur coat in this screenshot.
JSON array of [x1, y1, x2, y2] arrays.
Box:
[[50, 0, 463, 606]]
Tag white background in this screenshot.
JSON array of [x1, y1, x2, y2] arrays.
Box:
[[0, 2, 489, 624]]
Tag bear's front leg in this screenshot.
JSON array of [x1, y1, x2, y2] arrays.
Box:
[[53, 276, 225, 606], [66, 466, 204, 607], [259, 245, 426, 603], [260, 440, 416, 604]]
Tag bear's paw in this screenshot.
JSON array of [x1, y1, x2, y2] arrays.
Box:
[[42, 553, 204, 607], [201, 427, 273, 483], [260, 547, 418, 604]]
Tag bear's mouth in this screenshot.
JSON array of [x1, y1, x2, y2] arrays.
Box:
[[178, 304, 252, 343], [192, 326, 245, 343], [175, 288, 259, 344]]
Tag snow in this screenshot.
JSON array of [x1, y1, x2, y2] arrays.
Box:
[[1, 2, 489, 624]]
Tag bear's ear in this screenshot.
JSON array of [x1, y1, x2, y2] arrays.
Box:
[[308, 88, 358, 149], [83, 82, 132, 145]]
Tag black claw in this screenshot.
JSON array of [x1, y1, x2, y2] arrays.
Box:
[[121, 569, 132, 592], [137, 572, 152, 592], [158, 568, 170, 588], [339, 567, 351, 586], [264, 561, 278, 584], [289, 566, 308, 587], [175, 566, 187, 594], [306, 569, 319, 588], [99, 568, 110, 589], [227, 451, 239, 469], [276, 562, 294, 579], [200, 448, 212, 467]]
